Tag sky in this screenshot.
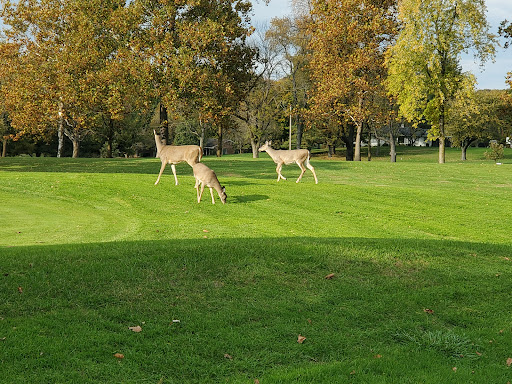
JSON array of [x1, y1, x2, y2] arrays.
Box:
[[250, 0, 512, 90]]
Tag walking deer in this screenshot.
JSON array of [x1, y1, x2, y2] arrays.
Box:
[[258, 141, 318, 184], [153, 130, 202, 186], [192, 163, 227, 204]]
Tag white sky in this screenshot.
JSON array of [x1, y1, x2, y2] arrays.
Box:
[[250, 0, 512, 90]]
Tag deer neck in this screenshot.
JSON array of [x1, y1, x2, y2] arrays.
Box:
[[154, 133, 164, 154], [265, 146, 279, 160]]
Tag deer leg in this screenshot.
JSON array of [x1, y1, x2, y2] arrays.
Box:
[[307, 161, 318, 184], [171, 164, 178, 185], [276, 163, 286, 181], [195, 179, 201, 202], [198, 183, 205, 203], [209, 187, 215, 204], [155, 162, 166, 185], [296, 161, 306, 183]]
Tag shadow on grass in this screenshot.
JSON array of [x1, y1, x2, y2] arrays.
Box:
[[1, 237, 512, 383]]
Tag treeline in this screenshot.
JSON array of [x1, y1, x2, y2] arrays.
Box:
[[1, 0, 511, 162]]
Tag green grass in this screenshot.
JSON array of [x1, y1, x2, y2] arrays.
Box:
[[1, 146, 512, 383]]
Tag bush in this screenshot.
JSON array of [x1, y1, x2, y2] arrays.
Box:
[[484, 142, 504, 162]]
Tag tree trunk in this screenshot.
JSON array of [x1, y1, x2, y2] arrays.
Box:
[[57, 100, 64, 158], [438, 104, 446, 164], [389, 132, 396, 163], [354, 122, 363, 161], [342, 122, 355, 161], [2, 138, 6, 157], [159, 103, 169, 145], [367, 134, 372, 161], [72, 138, 80, 158], [296, 116, 303, 149], [328, 145, 335, 158], [216, 125, 223, 157], [199, 116, 205, 149], [251, 137, 259, 158], [106, 118, 115, 158]]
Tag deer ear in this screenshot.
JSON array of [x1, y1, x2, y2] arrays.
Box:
[[221, 186, 226, 193]]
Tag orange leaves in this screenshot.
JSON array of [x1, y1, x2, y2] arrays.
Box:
[[297, 334, 306, 344]]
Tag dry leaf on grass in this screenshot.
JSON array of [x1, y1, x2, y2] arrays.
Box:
[[129, 326, 142, 333], [423, 308, 434, 314], [114, 353, 124, 359], [297, 334, 306, 344], [17, 286, 23, 294], [324, 273, 335, 280], [224, 353, 233, 360], [507, 357, 512, 367]]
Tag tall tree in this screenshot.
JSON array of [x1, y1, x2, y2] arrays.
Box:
[[266, 15, 310, 149], [131, 0, 256, 156], [0, 0, 134, 157], [385, 0, 495, 163], [307, 0, 397, 161]]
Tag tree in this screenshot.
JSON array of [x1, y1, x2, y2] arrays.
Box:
[[0, 0, 137, 158], [266, 15, 310, 149], [132, 0, 257, 157], [385, 0, 495, 163], [446, 83, 505, 160], [308, 0, 397, 161]]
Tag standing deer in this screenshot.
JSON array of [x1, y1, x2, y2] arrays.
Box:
[[258, 140, 318, 184], [153, 130, 202, 186], [192, 163, 227, 204]]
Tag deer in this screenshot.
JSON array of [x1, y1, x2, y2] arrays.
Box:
[[153, 130, 203, 186], [258, 140, 318, 184], [192, 163, 227, 204]]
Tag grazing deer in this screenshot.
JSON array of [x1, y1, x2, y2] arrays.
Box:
[[192, 163, 227, 204], [258, 140, 318, 184], [153, 130, 202, 186]]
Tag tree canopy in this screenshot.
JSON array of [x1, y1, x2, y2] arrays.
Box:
[[385, 0, 496, 163]]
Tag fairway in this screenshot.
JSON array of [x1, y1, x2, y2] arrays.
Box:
[[1, 148, 512, 383]]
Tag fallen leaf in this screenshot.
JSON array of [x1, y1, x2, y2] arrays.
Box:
[[476, 351, 482, 356], [128, 325, 142, 333], [254, 380, 260, 384], [297, 334, 306, 344], [452, 367, 457, 372], [350, 370, 356, 375], [114, 353, 124, 359], [374, 354, 382, 359], [307, 319, 312, 325], [203, 229, 209, 233], [507, 357, 512, 367], [17, 286, 23, 294], [324, 273, 335, 280], [424, 308, 434, 314], [224, 353, 233, 360]]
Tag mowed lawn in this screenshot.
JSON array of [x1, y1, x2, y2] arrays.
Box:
[[1, 147, 512, 383]]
